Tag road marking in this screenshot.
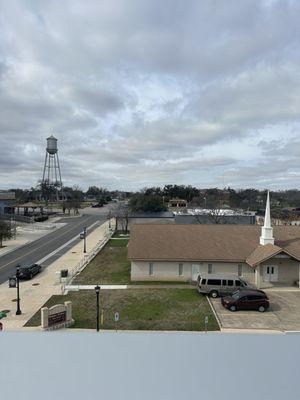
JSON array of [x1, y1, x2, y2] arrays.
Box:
[[0, 216, 98, 271], [37, 220, 100, 264]]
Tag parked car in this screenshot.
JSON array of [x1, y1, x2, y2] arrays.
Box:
[[91, 203, 103, 208], [18, 264, 42, 280], [221, 289, 269, 312], [197, 274, 248, 298]]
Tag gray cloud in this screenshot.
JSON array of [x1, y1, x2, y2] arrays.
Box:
[[0, 0, 299, 190]]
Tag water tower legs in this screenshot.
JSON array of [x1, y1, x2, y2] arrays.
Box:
[[41, 151, 63, 202]]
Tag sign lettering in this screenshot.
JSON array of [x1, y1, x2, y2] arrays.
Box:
[[48, 311, 66, 327]]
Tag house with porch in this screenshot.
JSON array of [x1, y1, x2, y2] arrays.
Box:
[[128, 192, 300, 289], [0, 191, 16, 215]]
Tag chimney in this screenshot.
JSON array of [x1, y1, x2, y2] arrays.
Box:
[[260, 190, 274, 245]]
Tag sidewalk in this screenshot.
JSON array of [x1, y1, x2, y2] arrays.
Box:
[[0, 220, 112, 331], [0, 220, 66, 257], [65, 284, 193, 290]]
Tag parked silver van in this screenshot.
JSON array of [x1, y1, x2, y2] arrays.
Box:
[[197, 274, 248, 298]]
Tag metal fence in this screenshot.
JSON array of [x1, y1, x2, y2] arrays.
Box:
[[61, 229, 113, 294]]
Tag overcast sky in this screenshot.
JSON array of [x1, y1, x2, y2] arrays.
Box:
[[0, 0, 299, 191]]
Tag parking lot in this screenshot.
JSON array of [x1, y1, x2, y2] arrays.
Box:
[[210, 290, 300, 331]]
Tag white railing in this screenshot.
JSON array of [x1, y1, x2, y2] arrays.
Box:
[[60, 229, 114, 294]]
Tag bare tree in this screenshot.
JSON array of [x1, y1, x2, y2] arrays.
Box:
[[194, 208, 226, 224], [193, 192, 227, 224], [109, 202, 130, 233]]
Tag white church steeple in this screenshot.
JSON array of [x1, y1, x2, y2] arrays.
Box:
[[260, 190, 274, 246]]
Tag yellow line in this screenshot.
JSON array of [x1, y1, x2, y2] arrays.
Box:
[[0, 216, 93, 271]]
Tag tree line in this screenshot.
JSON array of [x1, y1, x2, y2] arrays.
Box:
[[127, 186, 300, 213], [10, 184, 300, 212]]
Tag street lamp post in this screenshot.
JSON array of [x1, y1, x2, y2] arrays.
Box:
[[16, 267, 22, 315], [95, 285, 100, 332], [108, 211, 111, 229], [83, 226, 87, 253]]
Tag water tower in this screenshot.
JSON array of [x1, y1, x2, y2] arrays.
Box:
[[41, 135, 63, 201]]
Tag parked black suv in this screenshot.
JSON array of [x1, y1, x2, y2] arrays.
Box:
[[19, 264, 42, 280]]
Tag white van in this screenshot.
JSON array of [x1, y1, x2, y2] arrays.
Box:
[[197, 274, 248, 298]]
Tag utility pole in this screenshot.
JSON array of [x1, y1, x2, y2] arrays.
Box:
[[95, 285, 100, 332], [83, 226, 87, 253], [16, 267, 22, 315]]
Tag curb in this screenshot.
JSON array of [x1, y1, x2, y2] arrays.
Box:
[[206, 296, 222, 330]]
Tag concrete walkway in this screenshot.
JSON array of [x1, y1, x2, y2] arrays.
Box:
[[0, 220, 113, 331], [65, 284, 193, 291], [65, 284, 128, 290]]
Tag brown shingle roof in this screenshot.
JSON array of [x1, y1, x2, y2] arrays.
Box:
[[246, 244, 283, 267], [128, 224, 300, 265]]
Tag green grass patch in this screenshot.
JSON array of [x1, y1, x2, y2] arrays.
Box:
[[107, 239, 129, 247], [25, 289, 219, 331], [73, 240, 131, 284]]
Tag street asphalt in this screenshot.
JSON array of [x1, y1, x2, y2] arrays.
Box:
[[0, 206, 109, 284]]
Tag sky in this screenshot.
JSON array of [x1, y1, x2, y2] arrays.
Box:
[[0, 0, 299, 191]]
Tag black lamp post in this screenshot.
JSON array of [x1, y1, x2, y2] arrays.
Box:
[[16, 266, 22, 315], [95, 285, 100, 332], [108, 211, 111, 229], [83, 226, 87, 253]]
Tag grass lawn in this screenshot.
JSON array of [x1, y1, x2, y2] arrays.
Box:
[[107, 239, 129, 247], [25, 289, 219, 331], [73, 239, 131, 284]]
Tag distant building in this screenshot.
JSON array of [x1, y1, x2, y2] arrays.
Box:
[[127, 212, 174, 231], [168, 199, 187, 209], [0, 191, 15, 215], [174, 209, 256, 224]]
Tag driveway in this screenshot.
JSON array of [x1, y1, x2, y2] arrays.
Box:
[[210, 290, 300, 331]]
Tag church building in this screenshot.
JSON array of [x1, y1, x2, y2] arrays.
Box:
[[128, 192, 300, 289]]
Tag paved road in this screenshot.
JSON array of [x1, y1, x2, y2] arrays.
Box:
[[0, 207, 109, 284]]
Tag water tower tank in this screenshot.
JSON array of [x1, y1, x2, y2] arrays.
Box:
[[46, 135, 58, 154]]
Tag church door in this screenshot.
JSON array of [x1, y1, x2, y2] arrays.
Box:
[[191, 264, 201, 281], [263, 265, 278, 282]]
